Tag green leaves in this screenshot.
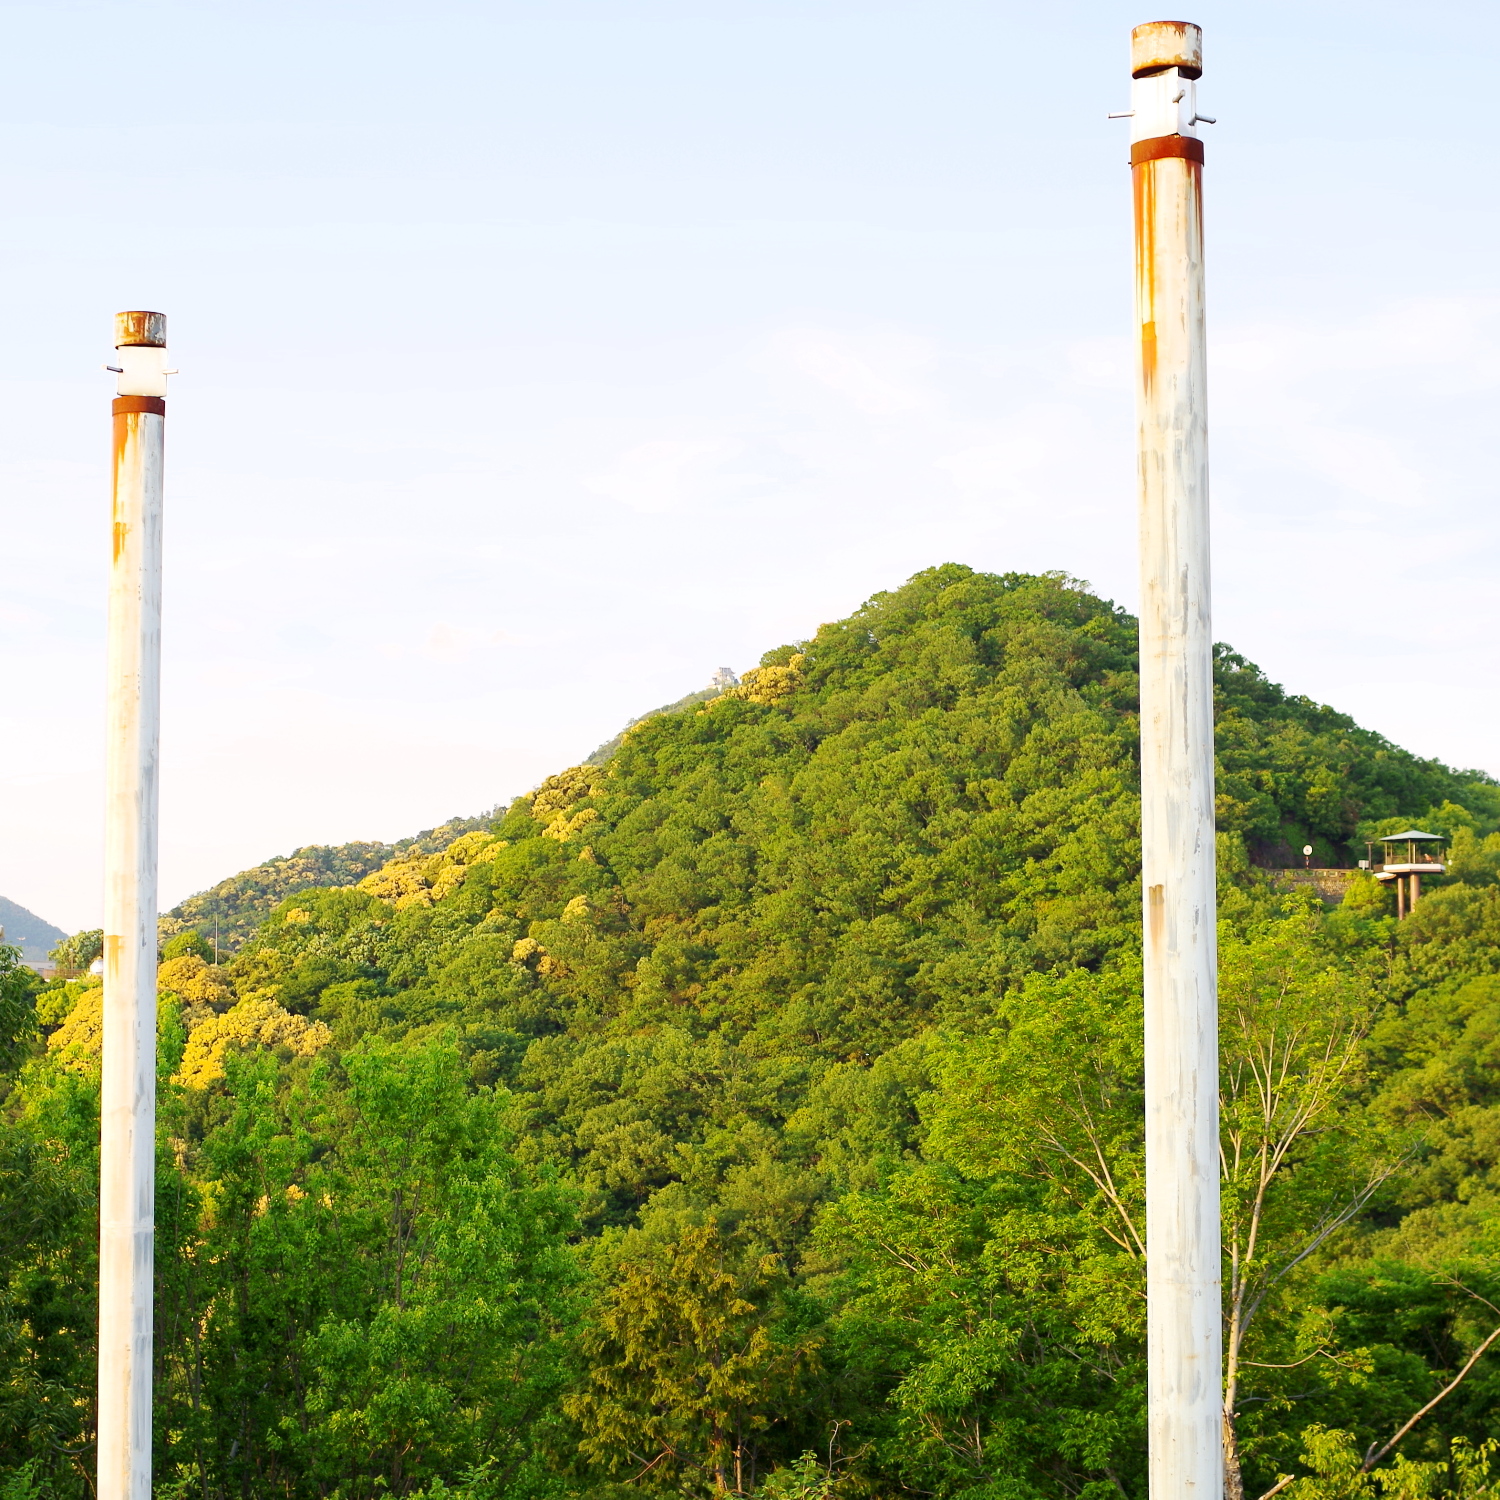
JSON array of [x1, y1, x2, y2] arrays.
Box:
[[565, 1224, 816, 1496], [10, 564, 1500, 1497], [927, 968, 1147, 1258], [153, 1038, 579, 1499]]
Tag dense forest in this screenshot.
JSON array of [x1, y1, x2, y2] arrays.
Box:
[[4, 565, 1500, 1500], [155, 821, 496, 955]]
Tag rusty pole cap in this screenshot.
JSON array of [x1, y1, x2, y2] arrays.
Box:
[[1131, 20, 1202, 79], [114, 311, 166, 349]]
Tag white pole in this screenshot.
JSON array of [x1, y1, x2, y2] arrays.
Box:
[[1129, 23, 1222, 1500], [99, 310, 169, 1500]]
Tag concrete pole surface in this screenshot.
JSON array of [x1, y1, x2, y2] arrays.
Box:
[[99, 309, 169, 1500], [1129, 22, 1223, 1500]]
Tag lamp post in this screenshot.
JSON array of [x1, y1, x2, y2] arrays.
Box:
[[1126, 23, 1223, 1500], [99, 310, 170, 1500]]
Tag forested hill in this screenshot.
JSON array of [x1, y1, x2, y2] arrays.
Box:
[[166, 562, 1490, 961], [158, 817, 494, 952], [0, 895, 65, 963], [9, 564, 1500, 1500], [223, 561, 1491, 1063]]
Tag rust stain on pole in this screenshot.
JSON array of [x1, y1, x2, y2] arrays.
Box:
[[110, 400, 165, 564]]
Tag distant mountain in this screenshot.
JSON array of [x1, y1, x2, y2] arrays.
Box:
[[0, 896, 67, 964], [159, 818, 494, 954]]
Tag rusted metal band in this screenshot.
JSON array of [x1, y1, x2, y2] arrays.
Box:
[[114, 311, 166, 348], [1131, 135, 1205, 167], [112, 396, 165, 416]]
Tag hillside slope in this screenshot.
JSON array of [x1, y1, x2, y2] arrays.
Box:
[[0, 896, 65, 963], [218, 566, 1494, 1205], [159, 817, 494, 952], [12, 564, 1500, 1500]]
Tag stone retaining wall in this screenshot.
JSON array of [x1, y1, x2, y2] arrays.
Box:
[[1268, 868, 1359, 906]]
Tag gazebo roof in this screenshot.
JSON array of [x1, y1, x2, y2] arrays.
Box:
[[1378, 829, 1443, 842]]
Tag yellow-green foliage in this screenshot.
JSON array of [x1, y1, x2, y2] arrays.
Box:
[[158, 841, 398, 951], [529, 766, 602, 841], [46, 982, 104, 1072], [174, 997, 333, 1088], [714, 653, 806, 707], [358, 830, 508, 908], [44, 955, 326, 1086], [157, 954, 234, 1010]]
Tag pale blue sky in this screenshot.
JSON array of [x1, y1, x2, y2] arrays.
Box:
[[3, 0, 1498, 930]]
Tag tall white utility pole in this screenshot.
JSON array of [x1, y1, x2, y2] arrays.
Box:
[[1127, 22, 1222, 1500], [99, 310, 170, 1500]]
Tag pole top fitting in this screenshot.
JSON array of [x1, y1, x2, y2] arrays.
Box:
[[115, 311, 166, 349], [1131, 20, 1202, 79]]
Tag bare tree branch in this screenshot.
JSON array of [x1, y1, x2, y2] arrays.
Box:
[[1241, 1349, 1336, 1370], [1361, 1322, 1500, 1471], [1236, 1160, 1406, 1332], [1439, 1278, 1500, 1321], [1254, 1474, 1297, 1500]]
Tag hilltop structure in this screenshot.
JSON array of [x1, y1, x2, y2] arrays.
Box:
[[1372, 828, 1446, 918]]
